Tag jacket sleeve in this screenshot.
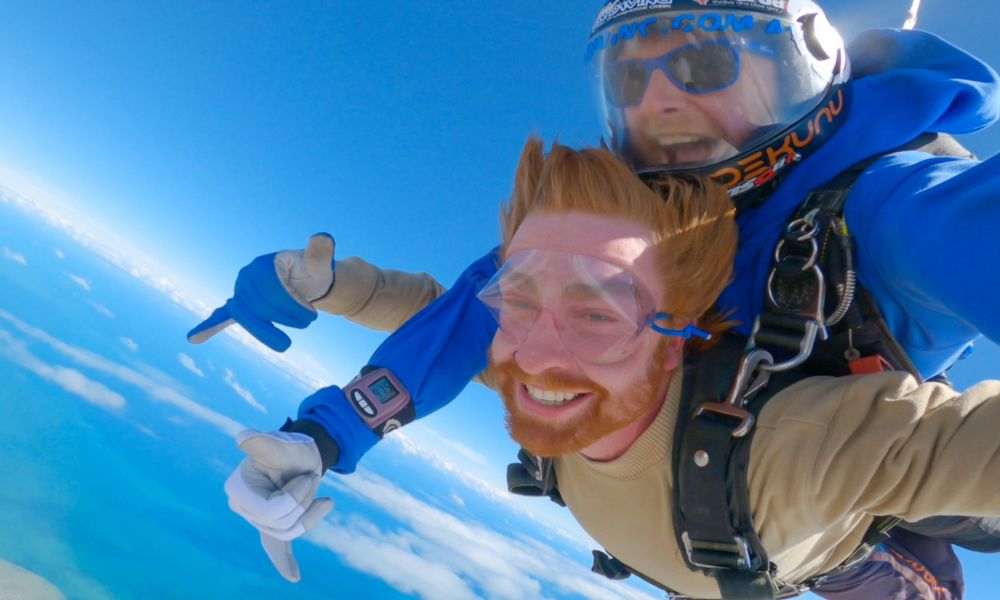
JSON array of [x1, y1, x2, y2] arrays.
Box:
[[751, 373, 1000, 534], [291, 248, 499, 473], [845, 151, 1000, 369], [312, 256, 445, 332]]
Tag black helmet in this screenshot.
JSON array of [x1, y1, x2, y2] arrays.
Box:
[[588, 0, 850, 209]]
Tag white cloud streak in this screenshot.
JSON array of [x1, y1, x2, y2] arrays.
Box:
[[0, 328, 126, 410], [2, 246, 27, 265], [386, 429, 593, 552], [119, 337, 139, 352], [177, 352, 204, 377], [68, 273, 91, 291], [0, 308, 245, 437], [223, 368, 267, 413], [0, 180, 330, 393], [89, 301, 115, 319]]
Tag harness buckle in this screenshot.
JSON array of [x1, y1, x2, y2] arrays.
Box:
[[694, 402, 755, 438], [681, 532, 754, 570]]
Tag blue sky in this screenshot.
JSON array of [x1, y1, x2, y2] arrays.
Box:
[[1, 0, 1000, 597]]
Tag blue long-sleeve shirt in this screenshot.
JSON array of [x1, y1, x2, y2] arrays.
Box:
[[299, 29, 1000, 471]]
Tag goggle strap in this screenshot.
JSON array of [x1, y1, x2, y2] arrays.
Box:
[[651, 312, 712, 341]]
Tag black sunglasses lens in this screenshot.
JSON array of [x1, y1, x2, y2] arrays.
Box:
[[606, 61, 651, 107], [668, 43, 737, 93]]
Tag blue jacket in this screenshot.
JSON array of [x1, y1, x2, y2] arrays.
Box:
[[300, 29, 1000, 471], [723, 28, 1000, 377]]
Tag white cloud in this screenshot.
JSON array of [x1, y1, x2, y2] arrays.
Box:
[[89, 301, 115, 319], [68, 273, 91, 291], [387, 429, 592, 552], [309, 517, 480, 600], [0, 177, 340, 394], [409, 424, 490, 466], [0, 328, 125, 410], [53, 248, 64, 259], [314, 469, 659, 600], [177, 352, 204, 377], [2, 246, 27, 266], [119, 337, 139, 352], [224, 368, 267, 413], [0, 308, 245, 438]]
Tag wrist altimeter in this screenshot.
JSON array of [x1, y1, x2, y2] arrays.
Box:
[[343, 366, 414, 438]]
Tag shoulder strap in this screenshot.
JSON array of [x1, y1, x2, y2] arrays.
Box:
[[673, 335, 801, 599], [754, 131, 974, 381]]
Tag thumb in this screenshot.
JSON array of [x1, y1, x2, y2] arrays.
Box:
[[304, 233, 335, 271], [187, 305, 235, 344], [260, 533, 302, 583], [298, 233, 336, 302], [238, 430, 322, 474], [299, 497, 334, 531]]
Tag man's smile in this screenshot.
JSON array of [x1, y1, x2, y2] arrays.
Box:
[[516, 382, 595, 418], [525, 385, 587, 406]]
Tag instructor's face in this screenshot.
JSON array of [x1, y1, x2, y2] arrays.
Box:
[[488, 211, 679, 457], [612, 31, 779, 167]]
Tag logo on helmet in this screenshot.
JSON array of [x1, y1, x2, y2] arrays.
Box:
[[689, 0, 788, 12], [593, 0, 675, 33], [712, 88, 845, 196]]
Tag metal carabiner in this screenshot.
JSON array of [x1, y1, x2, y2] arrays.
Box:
[[725, 348, 775, 407]]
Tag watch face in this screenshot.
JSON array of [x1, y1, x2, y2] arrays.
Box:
[[369, 375, 399, 404], [346, 368, 413, 434]]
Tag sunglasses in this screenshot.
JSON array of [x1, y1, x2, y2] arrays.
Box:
[[604, 39, 775, 108]]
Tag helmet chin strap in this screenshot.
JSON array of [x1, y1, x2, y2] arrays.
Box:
[[902, 0, 922, 30]]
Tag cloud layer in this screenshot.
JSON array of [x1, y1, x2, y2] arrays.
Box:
[[314, 469, 658, 600], [0, 308, 245, 438]]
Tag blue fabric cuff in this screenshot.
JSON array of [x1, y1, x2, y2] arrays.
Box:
[[291, 247, 500, 472], [296, 386, 378, 474]]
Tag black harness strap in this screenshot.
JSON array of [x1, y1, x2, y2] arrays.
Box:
[[673, 336, 798, 599]]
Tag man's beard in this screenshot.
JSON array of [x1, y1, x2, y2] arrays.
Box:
[[490, 342, 670, 457]]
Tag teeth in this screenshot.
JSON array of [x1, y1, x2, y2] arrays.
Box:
[[526, 385, 583, 406], [655, 134, 705, 145]]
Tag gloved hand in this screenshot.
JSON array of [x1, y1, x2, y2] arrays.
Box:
[[224, 429, 334, 582], [187, 233, 336, 352]]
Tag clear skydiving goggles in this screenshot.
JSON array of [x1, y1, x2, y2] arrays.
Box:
[[476, 249, 710, 365]]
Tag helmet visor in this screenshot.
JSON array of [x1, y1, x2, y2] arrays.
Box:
[[588, 9, 843, 172]]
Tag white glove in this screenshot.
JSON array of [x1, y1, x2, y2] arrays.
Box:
[[224, 429, 334, 582]]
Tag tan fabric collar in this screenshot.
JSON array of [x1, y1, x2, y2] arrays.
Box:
[[569, 370, 683, 480]]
